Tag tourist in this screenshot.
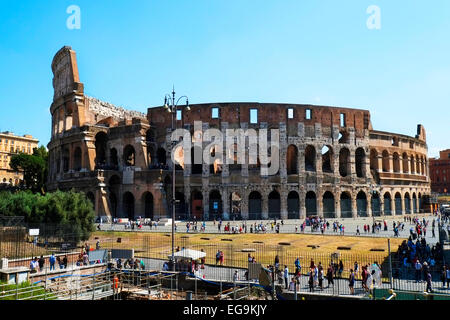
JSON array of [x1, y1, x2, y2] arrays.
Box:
[[219, 250, 224, 265], [63, 255, 68, 269], [289, 277, 296, 292], [284, 265, 289, 289], [426, 270, 433, 293], [349, 269, 355, 295], [446, 266, 450, 288], [326, 264, 334, 287], [441, 265, 447, 288], [308, 269, 314, 292], [318, 262, 324, 290], [216, 250, 221, 265], [338, 260, 344, 278], [29, 257, 38, 273], [366, 270, 375, 294], [274, 255, 280, 271], [38, 255, 45, 272], [49, 253, 56, 271]]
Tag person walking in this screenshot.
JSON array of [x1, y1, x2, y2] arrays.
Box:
[[38, 255, 45, 272], [415, 260, 422, 283], [338, 260, 344, 278], [349, 269, 355, 295], [318, 263, 324, 290], [308, 270, 314, 292], [446, 266, 450, 289], [63, 255, 68, 269], [326, 264, 334, 288], [426, 270, 433, 293]]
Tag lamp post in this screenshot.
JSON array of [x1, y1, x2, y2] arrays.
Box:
[[163, 87, 190, 271]]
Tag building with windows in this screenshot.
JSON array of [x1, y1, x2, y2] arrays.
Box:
[[0, 131, 39, 186], [430, 149, 450, 194], [47, 46, 432, 220]]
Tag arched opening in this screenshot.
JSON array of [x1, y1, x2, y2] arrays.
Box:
[[393, 153, 400, 173], [340, 192, 352, 218], [384, 193, 392, 215], [157, 148, 167, 166], [371, 192, 381, 216], [287, 191, 300, 219], [402, 152, 409, 173], [268, 190, 281, 219], [356, 191, 367, 217], [416, 155, 420, 174], [147, 146, 155, 168], [410, 155, 415, 174], [143, 192, 154, 219], [355, 148, 365, 178], [228, 143, 242, 172], [420, 156, 425, 175], [404, 192, 411, 214], [123, 192, 135, 220], [339, 148, 350, 177], [146, 129, 155, 143], [110, 148, 118, 169], [370, 149, 378, 172], [86, 192, 95, 210], [338, 131, 349, 144], [248, 191, 262, 220], [191, 190, 203, 220], [230, 192, 242, 220], [175, 192, 186, 220], [73, 147, 82, 171], [95, 132, 108, 168], [321, 146, 333, 173], [382, 150, 390, 172], [418, 192, 422, 212], [62, 148, 70, 173], [209, 146, 222, 175], [305, 191, 317, 217], [412, 193, 417, 213], [394, 192, 402, 215], [322, 191, 335, 218], [109, 193, 118, 218], [123, 145, 136, 167], [304, 145, 316, 172], [286, 145, 298, 174], [209, 190, 222, 221], [191, 146, 202, 174]]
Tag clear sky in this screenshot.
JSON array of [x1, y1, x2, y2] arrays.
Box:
[[0, 0, 449, 157]]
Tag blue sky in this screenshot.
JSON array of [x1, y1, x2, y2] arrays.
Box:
[[0, 0, 449, 157]]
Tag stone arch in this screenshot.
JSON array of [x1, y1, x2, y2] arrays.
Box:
[[157, 147, 167, 166], [110, 148, 118, 168], [382, 150, 390, 172], [338, 131, 349, 144], [416, 155, 421, 174], [73, 147, 82, 171], [191, 190, 203, 220], [230, 192, 242, 220], [123, 145, 136, 167], [109, 193, 118, 218], [123, 192, 135, 220], [394, 192, 402, 215], [142, 192, 154, 219], [404, 192, 411, 214], [383, 192, 392, 215], [355, 147, 365, 178], [410, 155, 415, 174], [146, 129, 156, 143], [412, 192, 417, 213], [287, 144, 298, 174], [209, 146, 222, 175], [340, 192, 352, 218], [209, 190, 222, 220], [248, 191, 262, 220], [321, 145, 333, 173], [268, 190, 281, 219], [62, 148, 70, 173], [339, 147, 350, 177], [304, 145, 316, 172], [191, 146, 202, 174], [420, 156, 425, 175], [393, 153, 400, 173], [370, 149, 378, 172], [356, 191, 367, 217], [322, 191, 335, 218], [371, 192, 381, 216], [305, 191, 317, 217], [95, 132, 108, 168], [287, 191, 300, 219], [402, 152, 409, 173], [147, 146, 155, 167]]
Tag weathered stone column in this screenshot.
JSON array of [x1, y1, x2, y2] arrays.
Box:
[[222, 188, 230, 220], [280, 189, 288, 220], [262, 191, 269, 220], [241, 189, 249, 220], [367, 194, 372, 217], [401, 195, 405, 216], [351, 194, 357, 218], [299, 190, 306, 219], [202, 189, 209, 221]]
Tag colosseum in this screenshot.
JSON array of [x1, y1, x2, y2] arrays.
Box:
[[47, 46, 432, 221]]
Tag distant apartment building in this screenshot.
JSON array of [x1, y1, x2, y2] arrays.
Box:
[[0, 131, 39, 185], [430, 149, 450, 194]]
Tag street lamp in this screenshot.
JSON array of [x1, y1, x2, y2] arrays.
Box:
[[163, 86, 189, 271]]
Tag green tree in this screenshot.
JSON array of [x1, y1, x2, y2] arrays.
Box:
[[9, 146, 48, 193]]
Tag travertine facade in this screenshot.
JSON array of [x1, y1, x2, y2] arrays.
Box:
[[47, 46, 432, 220]]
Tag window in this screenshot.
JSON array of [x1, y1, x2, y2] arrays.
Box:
[[176, 109, 182, 121], [340, 113, 346, 127], [287, 108, 294, 119], [305, 109, 312, 120], [250, 109, 258, 124], [212, 107, 219, 119], [11, 140, 14, 145]]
